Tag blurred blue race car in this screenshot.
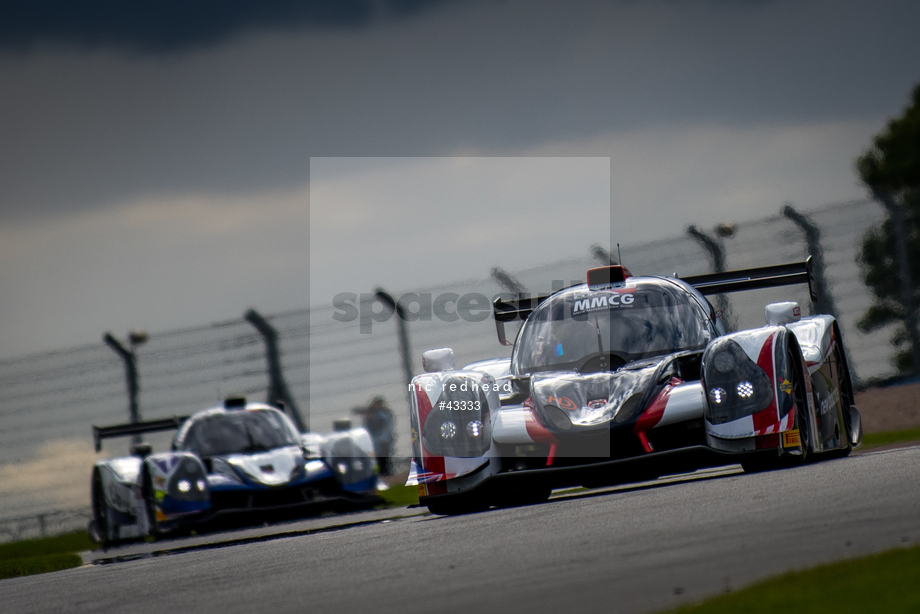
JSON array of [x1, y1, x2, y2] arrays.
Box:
[[90, 397, 379, 546]]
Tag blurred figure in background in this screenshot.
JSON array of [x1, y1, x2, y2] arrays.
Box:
[[353, 396, 396, 475]]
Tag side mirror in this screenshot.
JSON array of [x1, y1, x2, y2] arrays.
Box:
[[499, 375, 529, 403], [422, 348, 455, 372], [332, 418, 352, 432], [301, 432, 323, 459], [765, 301, 802, 326], [130, 442, 153, 459]]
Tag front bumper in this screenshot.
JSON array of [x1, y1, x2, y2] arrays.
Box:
[[419, 444, 770, 506], [161, 479, 381, 530]]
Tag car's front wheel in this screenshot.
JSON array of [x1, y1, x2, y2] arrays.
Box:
[[494, 483, 552, 508], [425, 492, 488, 516]]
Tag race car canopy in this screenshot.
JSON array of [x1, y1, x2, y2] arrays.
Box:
[[587, 265, 632, 289]]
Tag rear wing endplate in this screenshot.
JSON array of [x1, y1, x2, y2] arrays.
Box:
[[492, 295, 551, 346], [680, 256, 816, 302], [93, 415, 189, 452]]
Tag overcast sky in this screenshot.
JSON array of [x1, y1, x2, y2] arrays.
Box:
[[1, 0, 919, 359]]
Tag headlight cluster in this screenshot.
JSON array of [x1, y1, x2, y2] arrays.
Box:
[[708, 381, 755, 404], [328, 437, 375, 485], [440, 421, 458, 439], [704, 339, 774, 424], [335, 459, 368, 474], [438, 420, 484, 438], [167, 458, 209, 502], [736, 381, 754, 398], [175, 479, 206, 492], [422, 376, 492, 457]]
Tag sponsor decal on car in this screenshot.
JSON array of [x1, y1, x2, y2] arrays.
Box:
[[547, 394, 578, 411], [819, 391, 836, 416], [418, 481, 446, 496], [779, 379, 793, 395], [782, 429, 801, 448], [571, 292, 635, 315]]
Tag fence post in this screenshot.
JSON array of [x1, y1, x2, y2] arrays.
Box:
[[103, 332, 142, 444], [686, 224, 737, 331], [373, 289, 414, 408], [590, 244, 618, 266], [244, 309, 309, 432], [490, 267, 528, 296], [782, 204, 840, 319]]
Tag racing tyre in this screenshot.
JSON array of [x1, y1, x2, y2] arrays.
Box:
[[425, 492, 488, 516], [494, 483, 552, 508]]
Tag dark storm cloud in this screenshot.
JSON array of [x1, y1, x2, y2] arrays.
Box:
[[1, 0, 918, 224], [0, 0, 460, 54]]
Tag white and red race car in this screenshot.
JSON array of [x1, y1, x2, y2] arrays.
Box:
[[407, 259, 863, 515]]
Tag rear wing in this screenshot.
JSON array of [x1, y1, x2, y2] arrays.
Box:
[[490, 257, 816, 346], [93, 415, 189, 452], [679, 256, 816, 302]]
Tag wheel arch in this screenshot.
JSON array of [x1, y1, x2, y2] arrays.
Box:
[[830, 320, 857, 408], [779, 327, 816, 455]]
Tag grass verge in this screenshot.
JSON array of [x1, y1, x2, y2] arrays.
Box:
[[861, 426, 920, 449], [378, 484, 420, 508], [0, 531, 92, 580], [662, 543, 920, 614], [0, 553, 82, 580]]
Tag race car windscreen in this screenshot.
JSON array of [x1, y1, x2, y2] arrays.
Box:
[[179, 409, 301, 457], [513, 281, 711, 374]]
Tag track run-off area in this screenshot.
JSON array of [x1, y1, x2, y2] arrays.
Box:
[[2, 445, 918, 614]]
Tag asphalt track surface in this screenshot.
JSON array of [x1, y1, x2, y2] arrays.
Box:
[[3, 445, 919, 614]]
